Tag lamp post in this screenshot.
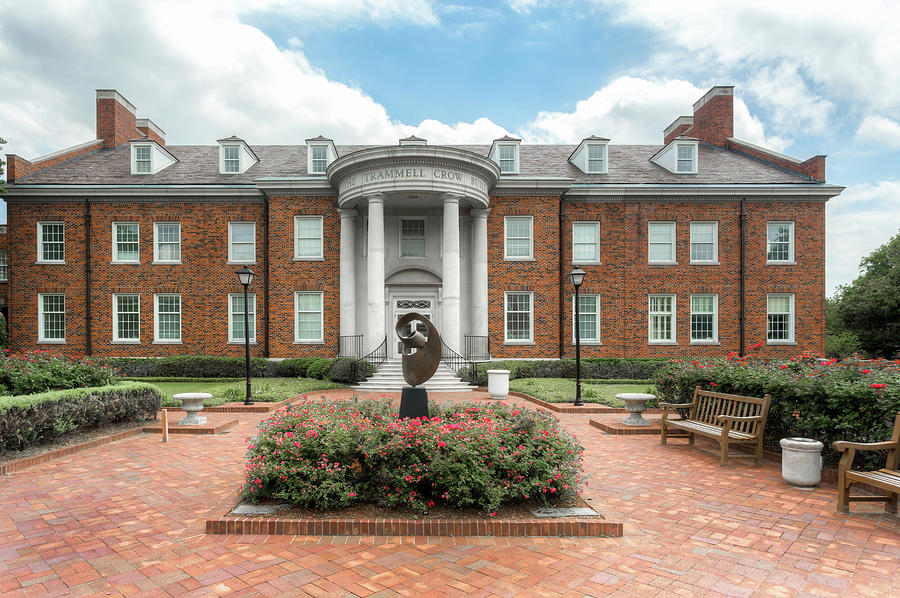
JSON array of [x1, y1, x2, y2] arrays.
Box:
[[236, 266, 255, 406], [570, 267, 586, 407]]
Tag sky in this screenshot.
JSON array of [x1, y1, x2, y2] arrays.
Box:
[[1, 0, 898, 296]]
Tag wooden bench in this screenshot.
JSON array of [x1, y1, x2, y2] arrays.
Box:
[[832, 412, 899, 514], [660, 386, 771, 466]]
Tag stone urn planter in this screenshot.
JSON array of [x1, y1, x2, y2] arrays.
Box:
[[487, 370, 510, 400], [780, 437, 824, 486], [174, 392, 211, 426], [617, 393, 654, 426]]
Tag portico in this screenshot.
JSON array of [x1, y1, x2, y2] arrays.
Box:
[[328, 146, 500, 355]]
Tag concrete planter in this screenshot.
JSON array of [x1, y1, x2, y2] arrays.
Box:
[[487, 370, 510, 400], [175, 392, 211, 426], [780, 437, 823, 486]]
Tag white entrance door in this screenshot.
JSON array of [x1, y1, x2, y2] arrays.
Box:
[[393, 298, 434, 358]]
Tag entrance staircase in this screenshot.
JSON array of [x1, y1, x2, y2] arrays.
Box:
[[352, 359, 477, 392]]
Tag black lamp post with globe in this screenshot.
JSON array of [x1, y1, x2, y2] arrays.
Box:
[[570, 267, 586, 407], [236, 266, 255, 406]]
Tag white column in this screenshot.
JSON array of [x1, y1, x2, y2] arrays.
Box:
[[338, 209, 357, 340], [470, 208, 490, 338], [442, 194, 462, 353], [365, 194, 386, 353]]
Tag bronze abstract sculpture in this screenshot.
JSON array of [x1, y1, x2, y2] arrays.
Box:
[[394, 312, 442, 418]]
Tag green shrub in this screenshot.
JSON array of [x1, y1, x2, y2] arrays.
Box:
[[460, 358, 669, 387], [0, 350, 119, 395], [305, 358, 335, 380], [0, 382, 162, 451], [274, 358, 317, 378], [327, 358, 376, 383], [244, 399, 583, 513], [106, 355, 274, 378], [655, 352, 900, 468], [0, 313, 7, 349]]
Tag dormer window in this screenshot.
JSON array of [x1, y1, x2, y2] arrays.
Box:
[[305, 136, 337, 175], [490, 136, 521, 175], [223, 145, 240, 173], [649, 136, 698, 175], [130, 139, 177, 175], [217, 136, 259, 175], [134, 146, 151, 174], [310, 146, 328, 174], [677, 144, 695, 173], [568, 136, 609, 174], [587, 144, 606, 173]]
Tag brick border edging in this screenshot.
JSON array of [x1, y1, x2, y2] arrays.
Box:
[[589, 418, 687, 436], [504, 390, 663, 415], [142, 418, 239, 435], [0, 428, 145, 475], [205, 515, 622, 538]]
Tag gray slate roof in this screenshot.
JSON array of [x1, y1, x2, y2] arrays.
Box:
[[12, 143, 814, 185]]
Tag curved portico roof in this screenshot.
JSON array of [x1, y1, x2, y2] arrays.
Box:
[[327, 145, 501, 209]]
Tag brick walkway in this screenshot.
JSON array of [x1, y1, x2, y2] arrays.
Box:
[[1, 389, 898, 597]]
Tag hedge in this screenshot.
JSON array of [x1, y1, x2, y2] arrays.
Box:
[[460, 358, 668, 387], [655, 353, 900, 468], [0, 381, 162, 452]]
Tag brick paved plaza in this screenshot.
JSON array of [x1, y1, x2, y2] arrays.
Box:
[[1, 389, 898, 597]]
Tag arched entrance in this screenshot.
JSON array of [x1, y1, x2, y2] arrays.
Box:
[[385, 267, 441, 358]]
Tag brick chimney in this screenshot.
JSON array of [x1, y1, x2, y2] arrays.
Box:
[[663, 115, 694, 145], [683, 86, 733, 147], [96, 89, 141, 149], [136, 118, 166, 145]]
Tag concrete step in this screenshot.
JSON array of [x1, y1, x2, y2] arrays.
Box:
[[352, 360, 476, 392]]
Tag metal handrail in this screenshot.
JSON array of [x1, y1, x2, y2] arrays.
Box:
[[440, 343, 477, 385], [338, 334, 363, 359], [463, 335, 490, 362], [353, 336, 387, 382]]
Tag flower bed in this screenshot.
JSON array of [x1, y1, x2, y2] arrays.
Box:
[[655, 350, 899, 468], [243, 399, 583, 514]]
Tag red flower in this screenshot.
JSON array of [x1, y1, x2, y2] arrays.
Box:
[[862, 369, 871, 374], [871, 383, 887, 389], [710, 382, 718, 387]]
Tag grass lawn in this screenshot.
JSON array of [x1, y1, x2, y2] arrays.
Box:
[[137, 377, 346, 407], [508, 378, 657, 407]]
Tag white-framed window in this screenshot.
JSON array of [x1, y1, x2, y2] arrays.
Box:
[[648, 221, 676, 264], [767, 293, 795, 343], [228, 222, 256, 263], [154, 294, 182, 343], [573, 294, 600, 344], [690, 221, 718, 263], [112, 222, 140, 263], [310, 145, 328, 174], [294, 216, 324, 260], [399, 217, 426, 258], [38, 293, 65, 342], [222, 145, 240, 173], [113, 294, 140, 343], [294, 291, 323, 343], [134, 145, 151, 174], [648, 294, 676, 343], [504, 216, 533, 260], [37, 221, 65, 263], [153, 222, 181, 263], [572, 221, 600, 263], [504, 291, 533, 343], [0, 249, 7, 281], [497, 144, 518, 174], [587, 144, 606, 173], [767, 221, 795, 263], [228, 293, 256, 343], [676, 144, 695, 173], [690, 294, 718, 343]]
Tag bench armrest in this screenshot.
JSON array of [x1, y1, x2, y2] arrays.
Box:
[[716, 414, 763, 423], [832, 440, 899, 452], [659, 402, 693, 409]]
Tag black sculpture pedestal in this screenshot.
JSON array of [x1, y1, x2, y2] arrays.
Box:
[[399, 386, 429, 419]]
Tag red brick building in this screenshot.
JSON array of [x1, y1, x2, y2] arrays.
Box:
[[1, 86, 842, 364]]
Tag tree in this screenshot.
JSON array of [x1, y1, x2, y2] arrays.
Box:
[[824, 297, 861, 358], [834, 230, 900, 357]]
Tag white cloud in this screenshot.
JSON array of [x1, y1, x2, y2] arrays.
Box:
[[240, 0, 440, 26], [403, 118, 511, 144], [600, 0, 900, 117], [506, 0, 540, 15], [521, 76, 787, 149], [745, 62, 835, 136], [854, 116, 900, 150], [826, 180, 900, 294]]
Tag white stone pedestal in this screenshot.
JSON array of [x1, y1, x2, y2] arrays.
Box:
[[487, 370, 510, 400], [618, 393, 655, 426], [780, 437, 823, 486], [175, 392, 211, 425]]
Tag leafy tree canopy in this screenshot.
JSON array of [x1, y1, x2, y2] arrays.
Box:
[[834, 230, 900, 357]]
